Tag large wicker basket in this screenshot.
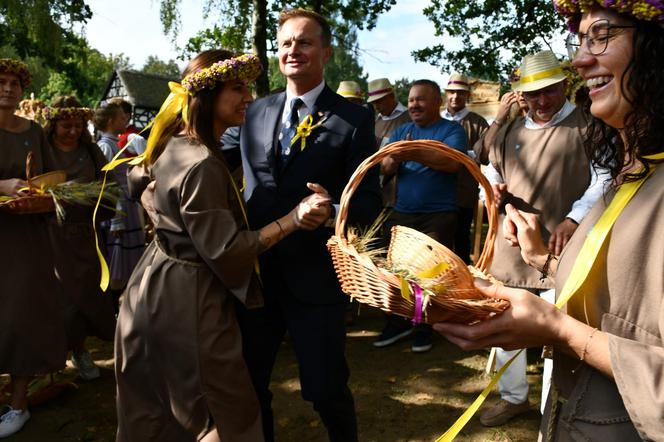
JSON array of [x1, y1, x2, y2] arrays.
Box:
[[0, 151, 66, 215], [327, 140, 509, 324]]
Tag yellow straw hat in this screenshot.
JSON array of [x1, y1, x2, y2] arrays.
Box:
[[445, 72, 470, 91], [513, 50, 566, 93], [336, 80, 363, 100], [366, 78, 394, 103]]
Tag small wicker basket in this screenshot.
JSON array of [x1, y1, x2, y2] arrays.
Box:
[[0, 151, 66, 215], [327, 140, 509, 324]]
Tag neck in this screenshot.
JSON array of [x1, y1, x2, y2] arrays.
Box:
[[384, 102, 397, 116], [447, 106, 463, 116], [53, 138, 80, 153], [213, 122, 228, 143], [417, 115, 442, 128], [287, 76, 322, 97]]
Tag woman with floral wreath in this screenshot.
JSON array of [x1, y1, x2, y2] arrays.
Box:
[[43, 95, 116, 381], [0, 59, 66, 437], [114, 49, 333, 442], [434, 2, 664, 440]]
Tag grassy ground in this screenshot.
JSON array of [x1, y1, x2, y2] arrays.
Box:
[[1, 307, 542, 441]]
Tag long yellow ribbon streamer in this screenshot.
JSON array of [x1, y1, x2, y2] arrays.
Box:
[[437, 152, 664, 441]]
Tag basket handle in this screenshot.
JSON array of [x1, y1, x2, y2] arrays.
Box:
[[334, 140, 498, 273]]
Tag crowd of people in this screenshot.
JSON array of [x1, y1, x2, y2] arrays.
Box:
[[1, 1, 663, 441]]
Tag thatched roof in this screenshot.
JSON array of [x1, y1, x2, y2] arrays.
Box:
[[102, 70, 178, 110]]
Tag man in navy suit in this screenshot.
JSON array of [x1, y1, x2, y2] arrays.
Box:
[[237, 8, 381, 442]]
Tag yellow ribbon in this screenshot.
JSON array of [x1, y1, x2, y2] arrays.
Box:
[[437, 152, 664, 441], [399, 262, 451, 302], [519, 67, 564, 85], [290, 114, 326, 152]]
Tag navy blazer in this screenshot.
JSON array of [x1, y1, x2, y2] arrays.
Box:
[[240, 85, 382, 305]]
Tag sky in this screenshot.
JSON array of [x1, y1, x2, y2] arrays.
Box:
[[84, 0, 456, 87]]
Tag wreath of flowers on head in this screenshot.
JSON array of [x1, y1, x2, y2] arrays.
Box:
[[42, 106, 94, 122], [0, 58, 32, 87], [553, 0, 664, 31], [181, 53, 262, 96]]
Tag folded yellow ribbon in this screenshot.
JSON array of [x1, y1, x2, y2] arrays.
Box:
[[290, 114, 327, 152], [438, 152, 664, 441]]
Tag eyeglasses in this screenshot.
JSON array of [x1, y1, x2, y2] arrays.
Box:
[[566, 19, 635, 60], [521, 84, 561, 102]]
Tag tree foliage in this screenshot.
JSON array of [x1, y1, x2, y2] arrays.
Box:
[[413, 0, 565, 82], [142, 55, 181, 77], [159, 0, 395, 96]]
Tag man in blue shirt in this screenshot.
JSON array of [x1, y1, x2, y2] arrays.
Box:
[[374, 79, 468, 352]]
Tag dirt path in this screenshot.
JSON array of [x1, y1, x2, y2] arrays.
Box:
[[1, 308, 541, 441]]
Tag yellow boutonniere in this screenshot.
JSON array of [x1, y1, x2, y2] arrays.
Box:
[[290, 112, 329, 152]]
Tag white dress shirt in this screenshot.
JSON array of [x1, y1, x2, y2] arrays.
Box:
[[282, 80, 326, 126], [380, 102, 408, 120], [441, 107, 470, 123]]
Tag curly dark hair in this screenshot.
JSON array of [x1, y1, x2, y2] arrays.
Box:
[[584, 18, 664, 184]]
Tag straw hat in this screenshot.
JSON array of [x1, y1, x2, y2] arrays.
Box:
[[366, 78, 394, 103], [513, 50, 566, 93], [336, 80, 363, 100], [445, 72, 470, 91]]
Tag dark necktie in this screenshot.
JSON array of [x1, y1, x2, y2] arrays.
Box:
[[279, 97, 303, 164]]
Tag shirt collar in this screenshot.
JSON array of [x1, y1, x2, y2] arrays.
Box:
[[284, 80, 326, 119], [100, 132, 119, 141], [442, 107, 469, 122], [524, 100, 576, 130], [380, 102, 407, 121]]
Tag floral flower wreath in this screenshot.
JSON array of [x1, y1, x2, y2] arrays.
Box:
[[553, 0, 664, 31], [42, 106, 94, 122], [181, 53, 262, 95], [0, 58, 32, 87]]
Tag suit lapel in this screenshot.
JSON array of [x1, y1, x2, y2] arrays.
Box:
[[263, 92, 286, 176]]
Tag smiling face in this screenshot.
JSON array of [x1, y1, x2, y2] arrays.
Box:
[[408, 84, 442, 127], [214, 79, 253, 129], [572, 8, 634, 128], [522, 81, 567, 124], [53, 117, 86, 151], [0, 72, 23, 111], [277, 16, 332, 91], [445, 89, 469, 114]]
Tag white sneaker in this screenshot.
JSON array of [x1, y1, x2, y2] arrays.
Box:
[[0, 407, 30, 438], [72, 351, 101, 381]]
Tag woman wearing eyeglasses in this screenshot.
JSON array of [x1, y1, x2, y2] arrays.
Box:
[[435, 2, 664, 440]]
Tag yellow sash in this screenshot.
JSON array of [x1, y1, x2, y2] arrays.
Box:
[[437, 152, 664, 441]]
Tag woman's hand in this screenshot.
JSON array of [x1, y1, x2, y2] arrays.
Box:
[[292, 182, 333, 230], [503, 204, 550, 268], [433, 281, 567, 351], [0, 178, 27, 197]]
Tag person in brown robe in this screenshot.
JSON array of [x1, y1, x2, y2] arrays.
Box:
[[43, 96, 116, 381], [0, 59, 66, 438], [115, 50, 334, 442], [433, 4, 664, 440]]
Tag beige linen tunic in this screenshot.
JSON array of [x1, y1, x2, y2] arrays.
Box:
[[46, 142, 115, 345], [375, 110, 411, 207], [457, 111, 489, 208], [488, 108, 590, 289], [115, 136, 264, 442], [542, 165, 664, 441], [0, 121, 66, 375]]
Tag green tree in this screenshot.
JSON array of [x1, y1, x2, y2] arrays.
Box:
[[392, 77, 411, 105], [159, 0, 395, 96], [413, 0, 565, 82], [142, 55, 181, 77]]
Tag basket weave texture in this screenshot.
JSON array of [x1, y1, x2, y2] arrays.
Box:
[[0, 151, 66, 215], [327, 140, 509, 324]]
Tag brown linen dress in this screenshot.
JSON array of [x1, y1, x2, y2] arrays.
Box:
[[456, 111, 489, 209], [46, 142, 116, 346], [115, 136, 264, 442], [541, 165, 664, 441], [0, 120, 66, 375], [488, 108, 591, 290]]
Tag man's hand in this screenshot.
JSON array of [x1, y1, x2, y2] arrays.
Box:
[[504, 204, 549, 268], [0, 178, 27, 197], [140, 180, 158, 225], [495, 91, 519, 125], [548, 218, 578, 255], [293, 182, 333, 230], [491, 183, 508, 208]]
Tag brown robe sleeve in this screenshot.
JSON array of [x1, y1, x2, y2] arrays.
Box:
[[607, 314, 664, 441], [179, 157, 263, 305]]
